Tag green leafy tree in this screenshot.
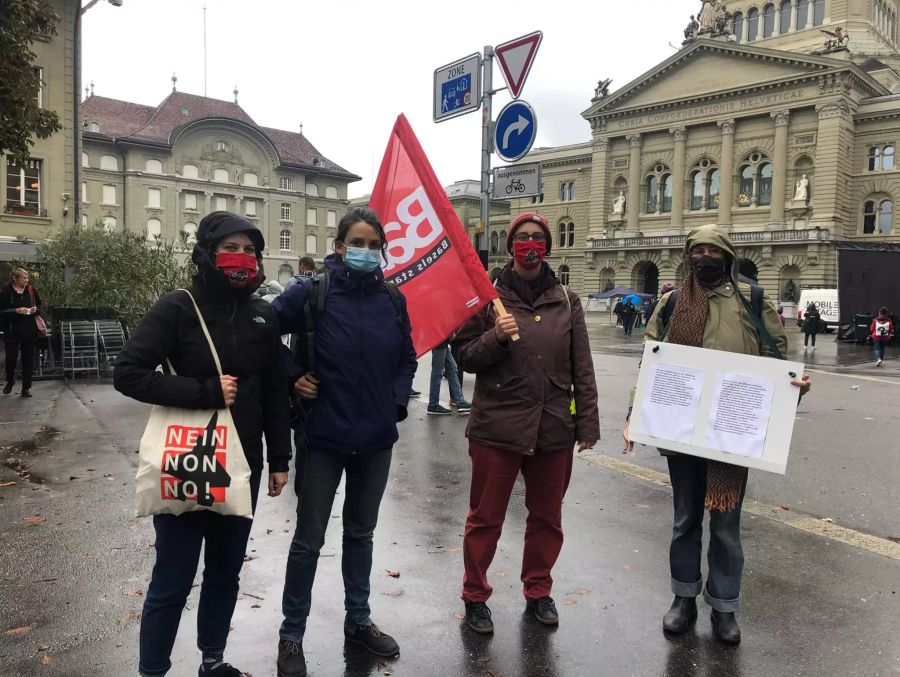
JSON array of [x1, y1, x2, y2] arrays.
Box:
[[35, 223, 195, 330], [0, 0, 62, 166]]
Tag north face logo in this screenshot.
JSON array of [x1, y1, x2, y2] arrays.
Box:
[[252, 316, 266, 325]]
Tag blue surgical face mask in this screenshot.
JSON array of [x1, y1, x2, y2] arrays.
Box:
[[343, 246, 382, 273]]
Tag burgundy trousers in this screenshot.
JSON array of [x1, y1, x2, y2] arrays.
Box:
[[462, 442, 574, 603]]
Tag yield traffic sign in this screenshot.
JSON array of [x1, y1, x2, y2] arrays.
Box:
[[494, 31, 543, 99], [493, 100, 537, 163]]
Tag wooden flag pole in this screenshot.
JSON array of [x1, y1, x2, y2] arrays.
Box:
[[492, 298, 520, 342]]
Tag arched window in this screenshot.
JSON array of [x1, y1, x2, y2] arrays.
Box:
[[862, 198, 894, 234], [645, 164, 671, 214], [748, 8, 760, 41], [182, 164, 199, 179], [763, 3, 776, 37], [215, 141, 229, 152], [739, 259, 760, 282], [661, 175, 673, 213], [869, 146, 882, 171], [280, 229, 292, 251], [558, 265, 570, 286], [880, 199, 893, 233], [145, 159, 163, 174], [86, 122, 101, 133], [100, 154, 118, 171], [213, 168, 229, 183], [566, 221, 576, 247], [691, 171, 704, 210], [306, 234, 318, 254], [757, 163, 773, 205], [499, 230, 507, 251], [490, 231, 499, 254], [243, 172, 258, 187], [646, 176, 658, 213], [325, 185, 338, 199], [739, 166, 754, 205], [102, 216, 116, 232], [812, 0, 824, 25], [689, 160, 719, 211], [707, 168, 721, 209], [797, 0, 808, 28], [81, 152, 89, 168], [883, 145, 895, 170], [278, 264, 294, 287], [306, 183, 319, 197], [183, 222, 197, 244], [780, 0, 792, 32], [733, 12, 744, 41], [147, 218, 162, 240]]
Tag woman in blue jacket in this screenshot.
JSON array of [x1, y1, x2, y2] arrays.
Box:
[[272, 208, 416, 677]]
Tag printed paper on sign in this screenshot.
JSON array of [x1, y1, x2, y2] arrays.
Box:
[[369, 115, 498, 357]]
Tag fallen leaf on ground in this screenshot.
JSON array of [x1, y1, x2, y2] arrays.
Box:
[[447, 546, 463, 552], [251, 604, 260, 609], [385, 569, 400, 578], [40, 654, 52, 666], [569, 588, 591, 595], [23, 516, 46, 525], [266, 529, 272, 535], [4, 625, 34, 636], [122, 589, 143, 597], [0, 481, 16, 487], [777, 504, 790, 511], [382, 590, 405, 598], [562, 599, 577, 606], [122, 611, 141, 623]]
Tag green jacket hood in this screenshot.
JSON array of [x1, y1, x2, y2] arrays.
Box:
[[684, 224, 739, 280]]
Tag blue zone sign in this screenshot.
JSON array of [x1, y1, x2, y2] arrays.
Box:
[[493, 100, 537, 163], [434, 53, 481, 123]]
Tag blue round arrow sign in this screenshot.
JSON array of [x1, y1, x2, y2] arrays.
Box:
[[494, 100, 537, 163]]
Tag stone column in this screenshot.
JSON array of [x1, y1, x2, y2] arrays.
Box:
[[627, 134, 642, 231], [587, 135, 609, 241], [774, 4, 782, 35], [770, 109, 791, 225], [718, 119, 735, 227], [670, 126, 687, 228], [791, 0, 799, 31]]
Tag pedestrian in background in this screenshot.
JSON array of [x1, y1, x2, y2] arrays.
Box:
[[114, 212, 291, 677], [777, 306, 786, 327], [870, 306, 894, 367], [454, 212, 599, 635], [803, 302, 820, 351], [622, 300, 637, 336], [0, 268, 41, 398], [273, 208, 416, 677], [613, 298, 623, 326], [427, 337, 471, 415]]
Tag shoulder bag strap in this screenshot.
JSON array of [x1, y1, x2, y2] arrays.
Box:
[[178, 289, 224, 377], [735, 285, 785, 361]]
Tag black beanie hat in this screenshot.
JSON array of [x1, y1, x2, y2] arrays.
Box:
[[192, 211, 265, 266]]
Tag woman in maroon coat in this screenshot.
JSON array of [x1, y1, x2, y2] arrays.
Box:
[[453, 212, 600, 634]]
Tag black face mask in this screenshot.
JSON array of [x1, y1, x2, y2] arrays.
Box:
[[692, 255, 727, 285]]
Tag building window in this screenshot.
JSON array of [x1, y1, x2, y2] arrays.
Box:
[[280, 229, 292, 251], [278, 264, 294, 286], [307, 207, 317, 225], [102, 216, 117, 232], [86, 122, 101, 133], [868, 144, 894, 171], [81, 214, 87, 227], [558, 265, 570, 286], [559, 181, 575, 201], [215, 141, 230, 152], [213, 168, 229, 183], [279, 176, 293, 191], [102, 184, 116, 205], [557, 221, 575, 248], [184, 192, 197, 211], [490, 231, 499, 254], [81, 181, 88, 203], [779, 0, 793, 33], [645, 164, 672, 214], [182, 164, 199, 179], [738, 153, 772, 206], [306, 234, 318, 254], [326, 210, 336, 228], [763, 3, 775, 37], [690, 160, 720, 210], [81, 152, 89, 168], [243, 172, 258, 187], [281, 203, 292, 221], [757, 163, 773, 205], [5, 158, 42, 215], [34, 67, 43, 108], [147, 218, 162, 240], [733, 12, 744, 41], [100, 154, 118, 171], [748, 8, 760, 40], [148, 188, 161, 209], [215, 196, 227, 212], [886, 145, 895, 169], [812, 0, 824, 26], [797, 0, 808, 28], [531, 183, 544, 204], [325, 185, 338, 199], [863, 197, 894, 234], [326, 236, 335, 252], [146, 159, 163, 174], [306, 183, 319, 197], [245, 199, 257, 217], [869, 146, 881, 171], [183, 222, 197, 244]]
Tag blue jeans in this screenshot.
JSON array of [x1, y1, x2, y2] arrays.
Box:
[[280, 447, 392, 642], [138, 470, 261, 676], [429, 344, 464, 407], [667, 456, 747, 613], [875, 339, 887, 361]]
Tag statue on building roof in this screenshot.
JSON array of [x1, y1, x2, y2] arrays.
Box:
[[594, 78, 613, 100], [612, 191, 626, 215], [684, 15, 700, 40], [822, 27, 850, 52], [712, 2, 733, 34]]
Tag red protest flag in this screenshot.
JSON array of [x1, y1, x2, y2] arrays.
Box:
[[369, 114, 498, 357]]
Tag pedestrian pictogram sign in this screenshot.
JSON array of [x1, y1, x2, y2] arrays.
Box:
[[433, 53, 482, 123], [494, 31, 543, 99]]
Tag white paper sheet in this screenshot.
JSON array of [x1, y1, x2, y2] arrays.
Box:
[[704, 373, 775, 459], [638, 363, 705, 444]]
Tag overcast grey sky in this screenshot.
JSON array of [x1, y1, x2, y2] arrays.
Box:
[[82, 0, 697, 197]]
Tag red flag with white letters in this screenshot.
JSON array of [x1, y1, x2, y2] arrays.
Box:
[[369, 114, 498, 357]]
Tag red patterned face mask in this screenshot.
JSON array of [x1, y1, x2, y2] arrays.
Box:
[[215, 252, 258, 288], [512, 240, 547, 271]]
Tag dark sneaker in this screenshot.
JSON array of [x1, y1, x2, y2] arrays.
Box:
[[20, 389, 31, 398], [410, 389, 421, 397], [464, 601, 494, 634], [451, 400, 472, 415], [344, 622, 399, 657], [662, 595, 697, 634], [198, 663, 247, 677], [2, 382, 12, 395], [427, 404, 452, 416], [276, 639, 307, 677], [526, 596, 559, 626]]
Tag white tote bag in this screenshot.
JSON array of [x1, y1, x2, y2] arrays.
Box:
[[134, 290, 253, 519]]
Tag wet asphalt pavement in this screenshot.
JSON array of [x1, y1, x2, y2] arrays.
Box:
[[0, 325, 898, 677]]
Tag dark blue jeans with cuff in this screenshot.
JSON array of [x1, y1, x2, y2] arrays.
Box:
[[138, 469, 261, 676], [667, 455, 747, 613]]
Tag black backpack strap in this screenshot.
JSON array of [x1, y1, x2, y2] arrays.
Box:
[[658, 290, 680, 342], [299, 270, 330, 375], [383, 281, 405, 324], [736, 284, 785, 361]]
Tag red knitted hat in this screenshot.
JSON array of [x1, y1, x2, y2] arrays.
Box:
[[507, 211, 552, 255]]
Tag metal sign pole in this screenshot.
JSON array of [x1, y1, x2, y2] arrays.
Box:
[[479, 46, 494, 266]]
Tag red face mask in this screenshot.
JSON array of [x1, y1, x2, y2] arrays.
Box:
[[512, 240, 547, 271], [215, 252, 258, 288]]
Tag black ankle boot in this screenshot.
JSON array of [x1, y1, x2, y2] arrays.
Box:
[[3, 382, 12, 395], [276, 639, 306, 677], [662, 595, 697, 634], [344, 622, 399, 657], [711, 609, 741, 645]]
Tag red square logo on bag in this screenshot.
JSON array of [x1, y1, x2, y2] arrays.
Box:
[[159, 414, 231, 505]]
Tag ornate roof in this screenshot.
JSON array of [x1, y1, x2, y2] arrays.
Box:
[[82, 92, 358, 180]]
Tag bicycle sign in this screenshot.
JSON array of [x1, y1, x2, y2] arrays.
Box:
[[434, 53, 481, 123], [492, 162, 541, 199]]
